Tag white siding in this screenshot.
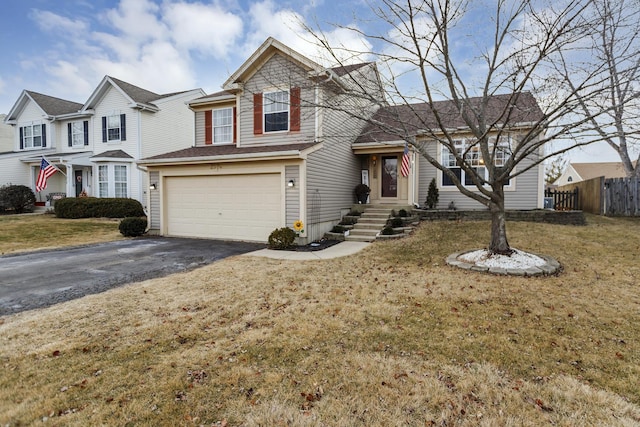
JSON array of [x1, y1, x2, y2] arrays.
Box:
[[0, 152, 31, 188], [140, 90, 203, 158]]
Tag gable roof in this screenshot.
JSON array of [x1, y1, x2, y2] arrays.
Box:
[[570, 162, 633, 181], [5, 90, 83, 122], [355, 92, 545, 143], [223, 37, 324, 90]]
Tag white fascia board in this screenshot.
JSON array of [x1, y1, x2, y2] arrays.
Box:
[[140, 145, 323, 166]]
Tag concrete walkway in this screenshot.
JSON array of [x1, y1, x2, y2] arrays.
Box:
[[245, 241, 370, 260]]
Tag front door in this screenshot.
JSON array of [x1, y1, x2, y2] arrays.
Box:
[[75, 170, 83, 197], [381, 156, 398, 198]]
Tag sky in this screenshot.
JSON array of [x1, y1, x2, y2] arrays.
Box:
[[0, 0, 625, 163]]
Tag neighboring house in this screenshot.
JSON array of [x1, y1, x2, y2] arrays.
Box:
[[1, 77, 205, 208], [555, 161, 634, 186], [0, 114, 14, 153], [141, 37, 545, 244]]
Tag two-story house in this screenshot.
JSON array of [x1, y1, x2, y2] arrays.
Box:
[[1, 77, 205, 208], [140, 37, 385, 243], [140, 37, 545, 244]]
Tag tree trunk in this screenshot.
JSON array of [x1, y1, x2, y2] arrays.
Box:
[[488, 184, 512, 255]]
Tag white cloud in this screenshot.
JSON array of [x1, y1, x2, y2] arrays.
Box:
[[29, 9, 89, 36], [162, 2, 244, 57], [44, 61, 94, 101], [103, 0, 166, 41]]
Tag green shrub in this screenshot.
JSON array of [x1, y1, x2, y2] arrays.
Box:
[[339, 216, 357, 226], [55, 197, 145, 219], [331, 225, 346, 233], [0, 184, 36, 214], [398, 208, 408, 217], [426, 177, 439, 209], [390, 217, 404, 228], [268, 227, 297, 250], [119, 217, 148, 237], [381, 226, 395, 235]]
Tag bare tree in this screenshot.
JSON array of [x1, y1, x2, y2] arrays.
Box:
[[555, 0, 640, 177], [545, 155, 567, 185], [308, 0, 627, 254]]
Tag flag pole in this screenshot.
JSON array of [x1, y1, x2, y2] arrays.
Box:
[[42, 156, 66, 176]]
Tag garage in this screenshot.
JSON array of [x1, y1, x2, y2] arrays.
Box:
[[164, 173, 282, 242]]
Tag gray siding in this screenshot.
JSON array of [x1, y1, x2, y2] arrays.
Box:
[[239, 53, 315, 146], [149, 170, 160, 230], [194, 111, 205, 146], [305, 64, 382, 242], [416, 138, 542, 210], [285, 165, 300, 227]]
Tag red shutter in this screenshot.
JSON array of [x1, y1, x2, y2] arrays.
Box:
[[253, 93, 263, 135], [233, 107, 237, 144], [204, 110, 212, 145], [290, 86, 301, 132]]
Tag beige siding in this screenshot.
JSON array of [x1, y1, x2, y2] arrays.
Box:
[[416, 138, 542, 210], [238, 53, 315, 147], [194, 111, 205, 146], [285, 165, 300, 227]]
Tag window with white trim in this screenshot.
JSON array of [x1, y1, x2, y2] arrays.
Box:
[[97, 164, 129, 198], [114, 165, 127, 198], [264, 90, 289, 132], [70, 121, 84, 146], [98, 165, 109, 197], [213, 107, 233, 143], [441, 136, 512, 187], [107, 115, 121, 141], [20, 123, 44, 148]]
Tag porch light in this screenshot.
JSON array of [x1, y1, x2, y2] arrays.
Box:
[[149, 183, 157, 190], [287, 179, 295, 188]]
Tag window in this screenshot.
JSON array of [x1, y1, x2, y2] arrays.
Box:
[[97, 164, 128, 198], [441, 136, 512, 187], [68, 121, 88, 147], [20, 123, 46, 149], [213, 108, 233, 143], [264, 90, 289, 132], [114, 165, 127, 198], [101, 114, 126, 142], [98, 165, 108, 197]]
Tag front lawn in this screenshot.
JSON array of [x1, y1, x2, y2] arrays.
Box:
[[1, 215, 639, 425], [0, 214, 122, 255]]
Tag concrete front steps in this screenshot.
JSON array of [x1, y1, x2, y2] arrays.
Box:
[[345, 206, 395, 242]]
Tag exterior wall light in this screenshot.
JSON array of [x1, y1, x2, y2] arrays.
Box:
[[149, 183, 157, 190], [288, 179, 295, 188]]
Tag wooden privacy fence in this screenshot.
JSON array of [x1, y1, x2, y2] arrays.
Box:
[[605, 178, 640, 216], [544, 188, 579, 211], [555, 176, 604, 214]]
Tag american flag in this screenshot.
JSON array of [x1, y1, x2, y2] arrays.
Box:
[[35, 158, 58, 192], [401, 142, 411, 177]]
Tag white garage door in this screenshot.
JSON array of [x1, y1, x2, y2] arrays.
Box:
[[165, 173, 282, 242]]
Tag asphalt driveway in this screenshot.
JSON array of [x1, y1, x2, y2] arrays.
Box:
[[0, 237, 265, 316]]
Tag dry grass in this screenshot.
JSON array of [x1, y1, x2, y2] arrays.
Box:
[[0, 214, 122, 255], [1, 215, 640, 426]]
